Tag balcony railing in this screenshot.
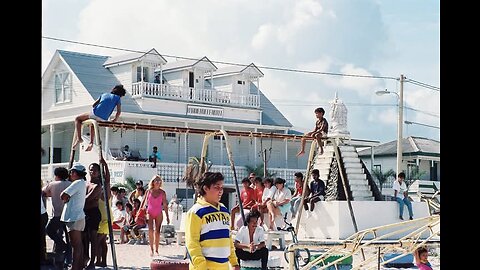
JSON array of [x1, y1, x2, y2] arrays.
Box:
[[131, 82, 260, 108]]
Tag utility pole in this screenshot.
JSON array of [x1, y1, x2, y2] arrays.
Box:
[[396, 74, 405, 176]]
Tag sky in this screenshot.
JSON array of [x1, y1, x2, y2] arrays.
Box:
[[42, 0, 440, 144]]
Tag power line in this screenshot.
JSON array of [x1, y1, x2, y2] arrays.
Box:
[[404, 120, 440, 129], [406, 78, 440, 92], [42, 36, 398, 80]]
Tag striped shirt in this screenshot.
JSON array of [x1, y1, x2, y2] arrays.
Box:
[[185, 197, 238, 270]]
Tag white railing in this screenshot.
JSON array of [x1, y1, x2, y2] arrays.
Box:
[[41, 162, 70, 183], [131, 82, 260, 108], [41, 161, 305, 187]]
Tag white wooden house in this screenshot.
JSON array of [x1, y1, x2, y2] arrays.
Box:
[[358, 136, 440, 196], [41, 49, 311, 208]]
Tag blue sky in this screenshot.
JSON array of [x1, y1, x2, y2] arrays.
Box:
[[42, 0, 440, 144]]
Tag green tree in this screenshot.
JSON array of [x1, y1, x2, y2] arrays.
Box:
[[113, 176, 137, 193], [245, 164, 276, 178], [372, 168, 395, 191], [407, 167, 427, 186]]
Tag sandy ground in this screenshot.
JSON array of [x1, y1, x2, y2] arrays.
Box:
[[43, 200, 439, 269], [46, 237, 439, 269]]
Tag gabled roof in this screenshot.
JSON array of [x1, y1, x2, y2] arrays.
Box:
[[55, 50, 292, 128], [103, 48, 167, 67], [357, 136, 440, 157], [249, 82, 292, 127], [213, 63, 264, 78], [58, 50, 143, 113], [160, 56, 217, 72]]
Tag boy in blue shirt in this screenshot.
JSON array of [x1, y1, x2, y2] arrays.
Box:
[[148, 146, 162, 168], [72, 85, 126, 151]]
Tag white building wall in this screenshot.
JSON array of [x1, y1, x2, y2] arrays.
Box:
[[233, 74, 247, 94], [107, 65, 132, 92]]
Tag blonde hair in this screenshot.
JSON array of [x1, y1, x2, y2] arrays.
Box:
[[148, 174, 163, 190]]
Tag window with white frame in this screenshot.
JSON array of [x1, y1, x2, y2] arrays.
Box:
[[55, 72, 72, 103]]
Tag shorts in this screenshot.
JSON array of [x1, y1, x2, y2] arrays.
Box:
[[98, 220, 109, 234], [65, 218, 85, 232], [89, 110, 107, 121], [84, 207, 102, 231]]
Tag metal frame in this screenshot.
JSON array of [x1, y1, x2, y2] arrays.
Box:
[[287, 215, 440, 270], [70, 119, 118, 270]]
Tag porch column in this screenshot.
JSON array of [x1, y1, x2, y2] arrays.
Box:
[[220, 125, 224, 165], [160, 65, 163, 85], [49, 124, 54, 164], [147, 119, 151, 157], [105, 126, 109, 155], [184, 122, 188, 164], [254, 128, 258, 165], [210, 70, 214, 89], [141, 62, 144, 81], [284, 136, 288, 180]]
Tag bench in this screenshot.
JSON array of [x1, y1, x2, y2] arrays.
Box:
[[265, 230, 287, 250], [139, 225, 176, 245]]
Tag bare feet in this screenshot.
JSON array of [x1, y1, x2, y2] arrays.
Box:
[[296, 150, 305, 157], [155, 251, 159, 256], [72, 138, 83, 149], [150, 250, 154, 257], [85, 143, 93, 152]]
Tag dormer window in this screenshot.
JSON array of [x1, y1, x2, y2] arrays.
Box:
[[137, 66, 149, 82], [55, 72, 72, 104], [237, 80, 245, 85]]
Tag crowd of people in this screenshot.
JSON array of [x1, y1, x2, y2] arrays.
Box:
[[41, 160, 171, 270]]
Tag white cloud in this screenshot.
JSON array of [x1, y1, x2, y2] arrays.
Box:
[[251, 24, 276, 50], [42, 0, 439, 142]]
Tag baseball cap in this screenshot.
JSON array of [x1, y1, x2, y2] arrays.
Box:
[[69, 163, 86, 173], [136, 180, 143, 185]]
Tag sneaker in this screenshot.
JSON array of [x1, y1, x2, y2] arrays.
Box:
[[409, 216, 413, 220], [399, 216, 404, 220]]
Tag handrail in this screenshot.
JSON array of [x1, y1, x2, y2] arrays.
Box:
[[360, 160, 384, 201]]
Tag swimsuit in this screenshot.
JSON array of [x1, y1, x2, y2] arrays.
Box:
[[147, 190, 164, 219]]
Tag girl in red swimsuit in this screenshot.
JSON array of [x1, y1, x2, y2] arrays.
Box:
[[140, 175, 170, 256]]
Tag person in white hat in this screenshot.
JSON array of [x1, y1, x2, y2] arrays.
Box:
[[60, 163, 87, 270]]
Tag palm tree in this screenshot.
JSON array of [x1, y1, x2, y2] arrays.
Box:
[[371, 168, 395, 191], [182, 157, 211, 202], [407, 167, 427, 186]]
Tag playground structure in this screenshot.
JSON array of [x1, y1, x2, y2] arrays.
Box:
[[70, 119, 440, 270]]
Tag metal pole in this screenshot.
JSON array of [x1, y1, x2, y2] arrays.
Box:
[[219, 130, 247, 226], [82, 119, 118, 270], [294, 139, 317, 233], [396, 74, 404, 175]]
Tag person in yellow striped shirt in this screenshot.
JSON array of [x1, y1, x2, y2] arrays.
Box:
[[185, 172, 240, 270]]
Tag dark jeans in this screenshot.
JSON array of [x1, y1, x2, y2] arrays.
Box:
[[303, 194, 322, 211], [46, 216, 72, 264], [235, 247, 269, 270], [46, 216, 67, 253], [41, 212, 48, 263]]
